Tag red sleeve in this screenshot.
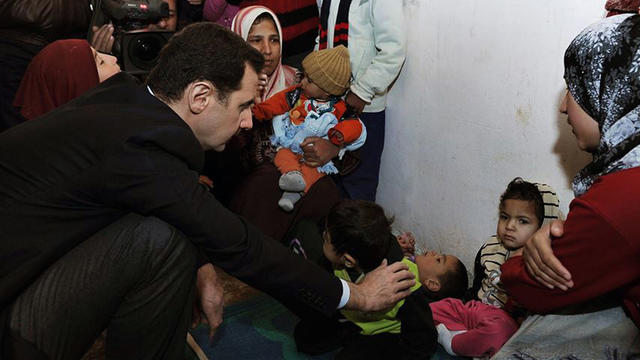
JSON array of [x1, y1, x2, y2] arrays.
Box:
[[501, 196, 640, 313], [251, 85, 299, 121], [332, 101, 347, 120], [330, 119, 363, 145]]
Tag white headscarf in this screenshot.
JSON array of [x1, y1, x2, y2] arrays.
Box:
[[231, 6, 297, 102]]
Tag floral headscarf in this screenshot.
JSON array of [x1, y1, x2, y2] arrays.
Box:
[[564, 14, 640, 196], [231, 5, 297, 102]]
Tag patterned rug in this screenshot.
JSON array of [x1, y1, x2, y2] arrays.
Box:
[[190, 293, 336, 360], [190, 292, 461, 360]]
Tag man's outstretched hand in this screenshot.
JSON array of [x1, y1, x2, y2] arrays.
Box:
[[191, 263, 224, 340], [345, 259, 415, 312]]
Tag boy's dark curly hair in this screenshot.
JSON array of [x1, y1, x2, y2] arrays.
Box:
[[499, 177, 544, 228], [433, 258, 469, 300]]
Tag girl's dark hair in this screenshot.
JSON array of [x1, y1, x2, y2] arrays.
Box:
[[252, 12, 277, 27], [499, 177, 544, 228], [326, 200, 394, 273], [146, 22, 264, 104]]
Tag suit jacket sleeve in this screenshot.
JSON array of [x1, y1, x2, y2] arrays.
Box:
[[101, 124, 342, 317]]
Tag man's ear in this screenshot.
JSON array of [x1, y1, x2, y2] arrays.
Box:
[[343, 253, 358, 269], [423, 278, 441, 292], [187, 81, 214, 115]]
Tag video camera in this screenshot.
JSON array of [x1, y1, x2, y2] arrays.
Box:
[[89, 0, 174, 76]]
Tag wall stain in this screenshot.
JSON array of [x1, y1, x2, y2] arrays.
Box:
[[515, 104, 532, 126], [403, 0, 419, 9]]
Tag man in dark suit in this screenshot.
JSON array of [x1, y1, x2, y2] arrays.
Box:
[[0, 23, 415, 359]]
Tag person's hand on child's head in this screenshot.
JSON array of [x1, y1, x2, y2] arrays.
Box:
[[522, 220, 573, 291], [345, 259, 415, 312], [396, 231, 416, 257], [91, 24, 115, 54]]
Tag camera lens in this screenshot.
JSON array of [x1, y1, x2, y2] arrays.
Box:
[[127, 33, 166, 71]]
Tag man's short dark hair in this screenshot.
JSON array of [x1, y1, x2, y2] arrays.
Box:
[[146, 22, 264, 103], [433, 258, 468, 300], [500, 177, 544, 228], [326, 200, 394, 273]]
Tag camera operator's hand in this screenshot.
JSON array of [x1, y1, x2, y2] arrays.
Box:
[[91, 24, 115, 54]]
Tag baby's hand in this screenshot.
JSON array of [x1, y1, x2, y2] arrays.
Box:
[[396, 231, 416, 257]]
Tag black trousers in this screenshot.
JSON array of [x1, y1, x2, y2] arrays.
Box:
[[7, 214, 197, 360], [334, 110, 386, 202]]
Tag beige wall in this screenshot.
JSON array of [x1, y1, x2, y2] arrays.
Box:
[[378, 0, 606, 269]]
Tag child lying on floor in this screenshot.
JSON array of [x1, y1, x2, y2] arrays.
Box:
[[289, 200, 467, 359], [252, 46, 366, 211], [427, 177, 562, 358]]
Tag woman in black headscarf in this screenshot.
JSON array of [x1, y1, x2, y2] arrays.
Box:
[[496, 13, 640, 358]]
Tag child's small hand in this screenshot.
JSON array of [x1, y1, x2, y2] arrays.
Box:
[[396, 231, 416, 257]]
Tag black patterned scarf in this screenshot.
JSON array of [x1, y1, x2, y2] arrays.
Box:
[[318, 0, 352, 49], [564, 14, 640, 196]]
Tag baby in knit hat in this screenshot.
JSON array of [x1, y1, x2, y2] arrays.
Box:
[[252, 45, 366, 211]]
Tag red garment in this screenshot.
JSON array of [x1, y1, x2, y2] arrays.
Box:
[[274, 148, 324, 193], [13, 39, 99, 120], [252, 84, 361, 144], [501, 167, 640, 328], [430, 299, 517, 357], [605, 0, 640, 16]]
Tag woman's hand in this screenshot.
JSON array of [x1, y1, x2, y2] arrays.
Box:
[[300, 137, 340, 167], [522, 220, 574, 290], [255, 73, 268, 103]]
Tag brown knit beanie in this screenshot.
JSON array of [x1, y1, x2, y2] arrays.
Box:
[[302, 45, 351, 96]]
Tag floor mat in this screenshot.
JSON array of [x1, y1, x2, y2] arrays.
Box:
[[190, 293, 462, 360], [190, 293, 335, 359]]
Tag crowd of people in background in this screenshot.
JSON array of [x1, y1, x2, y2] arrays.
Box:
[[0, 0, 639, 359]]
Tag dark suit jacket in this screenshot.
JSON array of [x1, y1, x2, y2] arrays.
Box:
[[0, 73, 342, 352]]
